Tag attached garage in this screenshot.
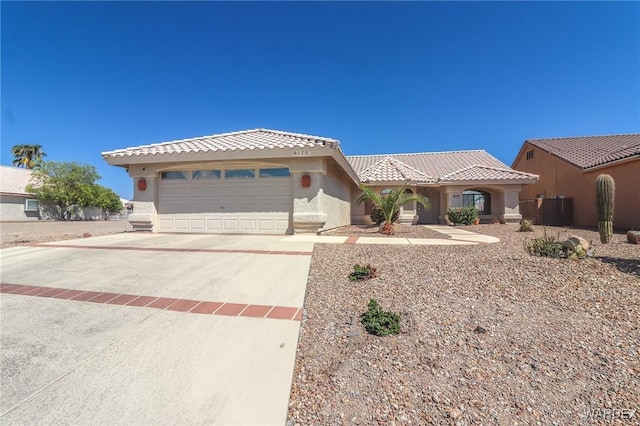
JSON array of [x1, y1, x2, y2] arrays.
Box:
[[157, 167, 292, 234], [101, 129, 362, 234]]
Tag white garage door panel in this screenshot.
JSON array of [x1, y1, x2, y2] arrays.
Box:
[[158, 177, 292, 234]]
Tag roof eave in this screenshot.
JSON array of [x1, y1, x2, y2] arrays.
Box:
[[583, 154, 639, 172]]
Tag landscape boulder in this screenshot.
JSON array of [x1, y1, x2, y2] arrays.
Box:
[[565, 235, 590, 251], [627, 230, 640, 244]]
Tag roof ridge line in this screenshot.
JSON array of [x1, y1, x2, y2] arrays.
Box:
[[101, 128, 339, 155], [346, 149, 487, 158]]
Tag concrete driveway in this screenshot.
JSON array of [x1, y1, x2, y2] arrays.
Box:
[[0, 233, 314, 425]]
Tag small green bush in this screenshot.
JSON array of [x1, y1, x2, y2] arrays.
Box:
[[361, 299, 401, 336], [349, 263, 378, 281], [524, 231, 564, 258], [370, 205, 399, 226], [519, 219, 534, 232], [447, 206, 478, 225]]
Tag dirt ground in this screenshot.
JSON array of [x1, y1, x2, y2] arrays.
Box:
[[0, 220, 133, 248]]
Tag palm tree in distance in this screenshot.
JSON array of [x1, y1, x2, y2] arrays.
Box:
[[11, 144, 47, 169], [356, 183, 430, 235]]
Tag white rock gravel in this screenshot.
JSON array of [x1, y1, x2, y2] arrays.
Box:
[[288, 224, 639, 425]]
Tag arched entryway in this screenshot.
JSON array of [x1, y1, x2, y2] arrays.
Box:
[[462, 189, 491, 215]]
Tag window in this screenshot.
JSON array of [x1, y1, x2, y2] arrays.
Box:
[[161, 171, 188, 179], [403, 188, 415, 211], [25, 199, 40, 212], [225, 169, 255, 179], [526, 149, 534, 160], [259, 168, 290, 177], [193, 170, 221, 179], [462, 190, 490, 215]]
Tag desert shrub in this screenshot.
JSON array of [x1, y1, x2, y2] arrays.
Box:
[[361, 299, 400, 336], [524, 231, 564, 258], [370, 206, 399, 226], [525, 230, 594, 260], [349, 263, 378, 281], [519, 219, 534, 232], [447, 206, 478, 225]]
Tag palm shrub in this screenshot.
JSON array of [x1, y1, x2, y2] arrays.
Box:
[[370, 205, 399, 226], [596, 174, 615, 243], [357, 183, 429, 234]]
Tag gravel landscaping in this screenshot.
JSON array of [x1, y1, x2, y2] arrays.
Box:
[[288, 224, 639, 425], [0, 220, 132, 248]]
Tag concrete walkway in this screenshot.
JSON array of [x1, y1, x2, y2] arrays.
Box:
[[283, 225, 500, 245]]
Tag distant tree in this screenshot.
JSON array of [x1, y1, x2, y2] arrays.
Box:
[[26, 161, 101, 220], [11, 144, 47, 169], [93, 185, 123, 219]]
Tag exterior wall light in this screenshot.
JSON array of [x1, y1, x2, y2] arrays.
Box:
[[137, 178, 147, 191]]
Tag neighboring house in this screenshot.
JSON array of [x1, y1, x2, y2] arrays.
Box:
[[0, 165, 123, 222], [102, 128, 538, 234], [0, 166, 41, 221], [512, 134, 640, 230]]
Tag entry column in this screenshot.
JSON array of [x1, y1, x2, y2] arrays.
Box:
[[128, 165, 159, 232], [289, 158, 327, 234]]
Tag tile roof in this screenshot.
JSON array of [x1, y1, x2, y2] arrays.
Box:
[[347, 150, 534, 183], [102, 128, 340, 159], [440, 165, 539, 182], [523, 134, 640, 169], [0, 166, 34, 195], [359, 156, 436, 183]]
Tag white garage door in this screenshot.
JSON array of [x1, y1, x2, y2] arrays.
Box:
[[157, 168, 292, 234]]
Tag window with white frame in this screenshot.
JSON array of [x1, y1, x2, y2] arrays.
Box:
[[25, 199, 40, 212]]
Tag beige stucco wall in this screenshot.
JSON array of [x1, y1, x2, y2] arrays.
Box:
[[0, 194, 40, 221], [320, 161, 354, 230], [514, 143, 639, 229]]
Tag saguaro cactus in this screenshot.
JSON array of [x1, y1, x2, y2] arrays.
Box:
[[595, 174, 615, 243]]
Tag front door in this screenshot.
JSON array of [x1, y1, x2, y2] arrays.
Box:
[[417, 188, 438, 224]]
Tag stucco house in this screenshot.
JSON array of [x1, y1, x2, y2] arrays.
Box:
[[0, 165, 126, 222], [512, 134, 639, 230], [0, 166, 41, 221], [102, 128, 538, 234]]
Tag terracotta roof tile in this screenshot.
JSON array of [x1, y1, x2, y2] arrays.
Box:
[[524, 134, 640, 169], [348, 150, 511, 180], [359, 157, 435, 183], [102, 128, 339, 159], [440, 165, 539, 182]]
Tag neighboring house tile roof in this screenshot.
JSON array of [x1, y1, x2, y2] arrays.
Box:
[[102, 128, 340, 159], [523, 134, 640, 169], [347, 150, 535, 183], [0, 165, 34, 196], [359, 156, 436, 183]]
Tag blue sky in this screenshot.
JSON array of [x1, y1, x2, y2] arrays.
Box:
[[2, 1, 639, 200]]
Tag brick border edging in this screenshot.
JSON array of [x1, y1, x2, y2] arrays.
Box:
[[31, 243, 313, 256], [0, 283, 302, 321]]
